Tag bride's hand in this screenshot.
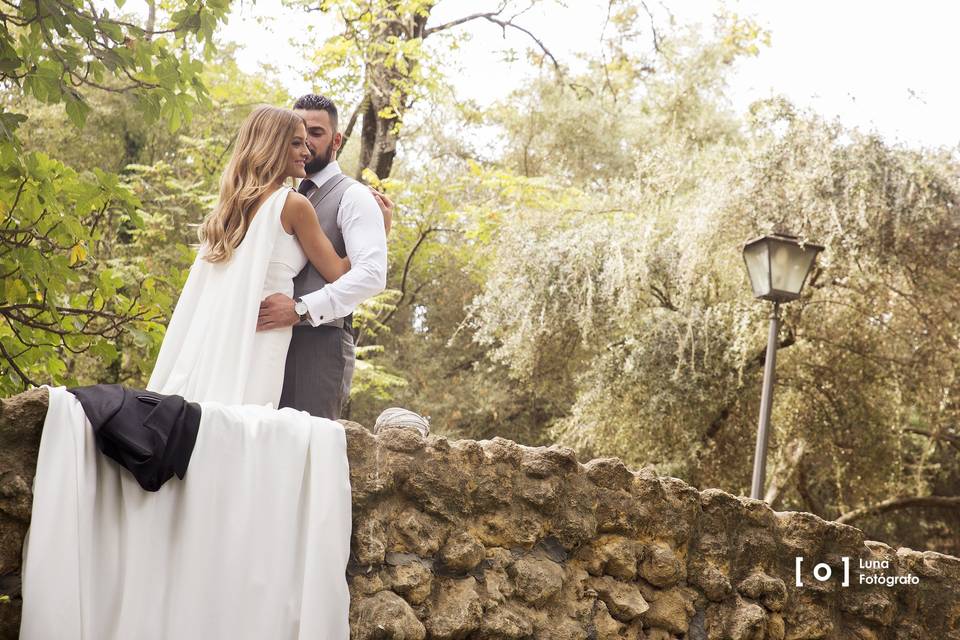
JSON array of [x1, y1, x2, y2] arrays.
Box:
[[370, 188, 393, 236]]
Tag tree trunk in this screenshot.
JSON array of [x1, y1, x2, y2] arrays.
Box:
[[357, 91, 399, 181], [835, 495, 960, 526], [764, 439, 806, 508], [145, 0, 157, 38], [354, 5, 431, 181]]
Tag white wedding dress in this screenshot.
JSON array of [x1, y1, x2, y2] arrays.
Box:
[[147, 186, 307, 406], [20, 185, 352, 639]]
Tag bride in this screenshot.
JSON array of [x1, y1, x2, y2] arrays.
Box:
[[147, 105, 389, 407]]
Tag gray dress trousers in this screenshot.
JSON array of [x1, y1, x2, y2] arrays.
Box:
[[278, 173, 359, 420]]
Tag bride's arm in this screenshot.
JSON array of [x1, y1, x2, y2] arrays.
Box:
[[283, 192, 351, 282]]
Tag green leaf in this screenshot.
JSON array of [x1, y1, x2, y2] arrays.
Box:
[[45, 354, 67, 378], [0, 38, 22, 73], [167, 103, 182, 133], [0, 111, 27, 143], [89, 340, 119, 364], [100, 22, 124, 43], [64, 95, 90, 128]]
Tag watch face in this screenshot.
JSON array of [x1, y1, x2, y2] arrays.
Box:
[[295, 301, 308, 316]]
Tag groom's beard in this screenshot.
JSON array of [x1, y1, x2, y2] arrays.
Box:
[[304, 141, 335, 174]]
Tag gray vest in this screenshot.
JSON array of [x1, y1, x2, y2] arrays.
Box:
[[292, 174, 357, 329]]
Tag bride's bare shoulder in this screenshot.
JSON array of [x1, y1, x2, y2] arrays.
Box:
[[280, 189, 316, 232], [282, 189, 310, 207]]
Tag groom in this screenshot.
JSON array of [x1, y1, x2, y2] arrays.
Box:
[[256, 94, 389, 419]]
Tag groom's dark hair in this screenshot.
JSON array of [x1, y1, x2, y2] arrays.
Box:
[[293, 94, 339, 131]]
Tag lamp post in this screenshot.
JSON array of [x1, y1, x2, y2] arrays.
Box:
[[742, 233, 824, 500]]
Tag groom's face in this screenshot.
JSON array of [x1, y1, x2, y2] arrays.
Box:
[[295, 108, 342, 175]]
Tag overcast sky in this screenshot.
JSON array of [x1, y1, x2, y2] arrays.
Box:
[[217, 0, 960, 150]]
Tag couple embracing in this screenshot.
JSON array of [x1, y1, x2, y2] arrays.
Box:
[[147, 94, 392, 419]]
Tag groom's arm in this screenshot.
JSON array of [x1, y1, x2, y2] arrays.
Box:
[[300, 184, 388, 325]]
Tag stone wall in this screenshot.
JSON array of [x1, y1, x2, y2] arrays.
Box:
[[2, 388, 960, 639]]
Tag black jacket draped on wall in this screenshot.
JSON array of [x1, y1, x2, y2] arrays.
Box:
[[68, 384, 201, 491]]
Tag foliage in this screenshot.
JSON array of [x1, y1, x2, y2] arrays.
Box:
[[0, 1, 263, 393], [0, 155, 146, 388], [288, 0, 565, 179], [1, 0, 228, 130], [282, 0, 452, 178], [467, 89, 960, 552], [345, 156, 581, 437]]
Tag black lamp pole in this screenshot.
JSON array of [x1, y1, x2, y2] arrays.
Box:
[[750, 301, 780, 500], [742, 233, 823, 502]]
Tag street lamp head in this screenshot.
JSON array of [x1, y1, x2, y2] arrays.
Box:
[[742, 233, 824, 303]]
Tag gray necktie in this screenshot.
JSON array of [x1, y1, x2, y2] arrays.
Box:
[[297, 179, 315, 195]]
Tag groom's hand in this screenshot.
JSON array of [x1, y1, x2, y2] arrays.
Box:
[[369, 187, 393, 235], [257, 294, 299, 331]]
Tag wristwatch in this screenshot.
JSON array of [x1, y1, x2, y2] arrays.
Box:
[[294, 297, 310, 323]]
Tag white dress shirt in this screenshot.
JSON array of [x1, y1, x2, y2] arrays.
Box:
[[299, 162, 388, 326]]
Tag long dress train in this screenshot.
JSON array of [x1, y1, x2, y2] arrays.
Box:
[[147, 186, 307, 406]]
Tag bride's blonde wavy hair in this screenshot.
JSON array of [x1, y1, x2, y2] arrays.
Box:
[[199, 105, 303, 263]]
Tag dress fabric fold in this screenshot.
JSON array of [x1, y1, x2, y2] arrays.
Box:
[[20, 386, 352, 639]]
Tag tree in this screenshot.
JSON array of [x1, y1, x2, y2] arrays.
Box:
[[346, 159, 579, 439], [346, 8, 775, 452], [467, 92, 960, 552], [0, 0, 232, 393], [290, 0, 562, 180]]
